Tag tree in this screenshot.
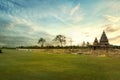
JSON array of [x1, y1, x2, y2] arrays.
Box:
[[38, 38, 46, 47], [53, 35, 66, 47]]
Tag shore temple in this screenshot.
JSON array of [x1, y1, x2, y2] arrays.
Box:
[[93, 31, 109, 46]]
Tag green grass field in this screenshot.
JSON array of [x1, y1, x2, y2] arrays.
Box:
[[0, 49, 120, 80]]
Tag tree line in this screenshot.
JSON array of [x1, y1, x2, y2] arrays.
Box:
[[38, 35, 66, 47]]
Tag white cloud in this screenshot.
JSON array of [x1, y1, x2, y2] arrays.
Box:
[[70, 4, 80, 16], [109, 35, 120, 45], [70, 4, 84, 23], [51, 14, 66, 24], [105, 15, 120, 23], [50, 4, 83, 25], [8, 15, 45, 33], [102, 24, 120, 32], [91, 1, 120, 21], [108, 1, 120, 11], [102, 24, 120, 45]]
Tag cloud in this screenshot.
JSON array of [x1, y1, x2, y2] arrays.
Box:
[[60, 3, 83, 23], [109, 35, 120, 41], [0, 16, 12, 28], [104, 15, 120, 23], [103, 24, 119, 32], [8, 15, 46, 32], [6, 0, 25, 8], [49, 3, 83, 26], [50, 14, 67, 25], [70, 4, 80, 16], [107, 1, 120, 11], [0, 15, 54, 47], [0, 30, 54, 47], [0, 35, 33, 47], [101, 24, 120, 45], [109, 35, 120, 45]]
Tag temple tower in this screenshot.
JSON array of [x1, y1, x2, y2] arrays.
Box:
[[99, 31, 109, 46], [93, 37, 98, 46]]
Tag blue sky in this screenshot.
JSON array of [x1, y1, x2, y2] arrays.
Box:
[[0, 0, 120, 46]]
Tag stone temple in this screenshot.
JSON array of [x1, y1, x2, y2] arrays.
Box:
[[93, 31, 109, 46]]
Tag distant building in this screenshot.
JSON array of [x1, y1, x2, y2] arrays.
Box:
[[99, 31, 109, 46], [93, 31, 110, 47], [93, 37, 99, 46]]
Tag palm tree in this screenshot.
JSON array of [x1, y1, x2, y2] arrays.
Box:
[[53, 35, 66, 47], [38, 38, 46, 47]]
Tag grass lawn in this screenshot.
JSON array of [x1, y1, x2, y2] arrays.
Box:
[[0, 49, 120, 80]]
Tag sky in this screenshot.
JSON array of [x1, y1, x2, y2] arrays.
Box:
[[0, 0, 120, 47]]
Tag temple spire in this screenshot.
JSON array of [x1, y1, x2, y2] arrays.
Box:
[[99, 31, 109, 46], [93, 37, 98, 46]]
